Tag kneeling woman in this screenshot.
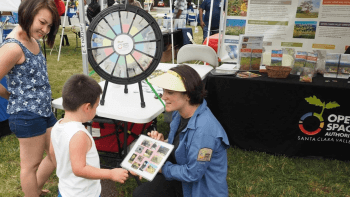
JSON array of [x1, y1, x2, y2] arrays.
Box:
[[133, 65, 230, 197]]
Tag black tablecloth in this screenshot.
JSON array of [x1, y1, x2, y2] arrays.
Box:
[[206, 73, 350, 160]]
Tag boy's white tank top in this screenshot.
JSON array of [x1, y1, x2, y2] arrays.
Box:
[[51, 119, 101, 197]]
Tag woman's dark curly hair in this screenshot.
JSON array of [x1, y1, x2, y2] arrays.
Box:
[[18, 0, 59, 48], [170, 65, 207, 105]]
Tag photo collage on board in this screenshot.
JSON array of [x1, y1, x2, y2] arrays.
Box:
[[128, 139, 170, 175]]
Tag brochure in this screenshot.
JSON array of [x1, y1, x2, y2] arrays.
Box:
[[271, 50, 283, 66], [338, 54, 350, 79], [250, 49, 263, 71], [305, 52, 318, 69], [239, 48, 252, 70], [120, 134, 174, 181], [291, 51, 307, 75], [324, 53, 340, 78], [237, 35, 264, 69]]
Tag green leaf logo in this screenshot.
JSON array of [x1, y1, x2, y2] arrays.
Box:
[[304, 96, 340, 116], [325, 102, 340, 109], [305, 96, 323, 107]]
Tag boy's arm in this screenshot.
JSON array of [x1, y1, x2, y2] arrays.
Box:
[[69, 131, 129, 183], [49, 139, 57, 167]]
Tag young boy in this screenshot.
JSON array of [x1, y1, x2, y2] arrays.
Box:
[[50, 74, 130, 197]]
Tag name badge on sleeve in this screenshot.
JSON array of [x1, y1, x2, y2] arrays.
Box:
[[197, 148, 213, 162]]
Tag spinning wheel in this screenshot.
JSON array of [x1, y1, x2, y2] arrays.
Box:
[[87, 4, 163, 107]]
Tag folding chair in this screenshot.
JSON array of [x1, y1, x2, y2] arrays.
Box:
[[177, 44, 219, 67], [60, 16, 71, 46], [39, 38, 58, 55], [70, 17, 81, 51]]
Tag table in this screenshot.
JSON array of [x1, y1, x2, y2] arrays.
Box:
[[205, 72, 350, 160], [51, 64, 213, 158]]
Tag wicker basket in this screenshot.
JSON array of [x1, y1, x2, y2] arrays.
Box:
[[266, 66, 292, 78]]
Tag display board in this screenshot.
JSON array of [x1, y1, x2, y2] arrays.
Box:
[[219, 0, 350, 63]]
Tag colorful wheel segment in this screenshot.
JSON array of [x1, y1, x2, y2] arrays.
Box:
[[87, 4, 163, 85], [299, 112, 324, 135]]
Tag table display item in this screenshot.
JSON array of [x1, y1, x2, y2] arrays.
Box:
[[250, 49, 263, 71], [300, 67, 314, 82], [324, 53, 340, 78], [236, 71, 261, 78], [211, 63, 238, 75], [291, 51, 307, 75], [86, 4, 163, 107], [266, 66, 292, 79], [337, 54, 350, 79], [305, 52, 317, 68], [120, 134, 174, 181], [271, 50, 283, 66], [239, 48, 252, 70]]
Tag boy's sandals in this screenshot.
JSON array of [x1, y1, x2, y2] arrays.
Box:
[[39, 189, 50, 196]]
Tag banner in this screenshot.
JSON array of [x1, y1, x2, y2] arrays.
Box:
[[219, 0, 350, 63]]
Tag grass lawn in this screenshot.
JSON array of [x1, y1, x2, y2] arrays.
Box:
[[2, 24, 350, 197]]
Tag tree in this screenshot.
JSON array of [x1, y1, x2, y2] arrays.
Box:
[[300, 0, 313, 13]]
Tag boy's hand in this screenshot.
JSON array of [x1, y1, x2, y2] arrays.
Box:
[[110, 168, 129, 183], [129, 170, 142, 180], [147, 130, 165, 141]]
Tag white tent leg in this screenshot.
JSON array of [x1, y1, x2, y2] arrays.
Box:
[[57, 1, 70, 61]]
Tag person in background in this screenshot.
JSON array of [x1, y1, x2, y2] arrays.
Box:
[[128, 0, 143, 8], [132, 65, 230, 197], [54, 0, 66, 16], [0, 0, 60, 196], [69, 0, 77, 9], [76, 0, 90, 25], [187, 0, 194, 12], [199, 0, 225, 42], [50, 74, 136, 197], [173, 0, 187, 19]]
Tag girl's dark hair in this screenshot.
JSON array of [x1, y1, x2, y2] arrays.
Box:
[[170, 65, 207, 105], [18, 0, 59, 48], [62, 74, 103, 112]]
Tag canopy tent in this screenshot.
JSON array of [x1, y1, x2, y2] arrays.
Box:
[[0, 0, 21, 12]]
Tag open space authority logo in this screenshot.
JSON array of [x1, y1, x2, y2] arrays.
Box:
[[298, 96, 350, 144]]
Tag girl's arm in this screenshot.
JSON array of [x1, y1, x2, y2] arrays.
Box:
[[69, 131, 129, 183], [49, 139, 57, 167], [0, 43, 22, 99]]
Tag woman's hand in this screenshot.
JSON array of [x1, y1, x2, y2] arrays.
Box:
[[147, 130, 165, 142], [129, 170, 142, 180]]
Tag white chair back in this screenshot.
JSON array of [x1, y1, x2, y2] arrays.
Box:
[[177, 44, 219, 67]]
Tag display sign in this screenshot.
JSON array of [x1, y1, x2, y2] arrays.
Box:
[[220, 0, 350, 63]]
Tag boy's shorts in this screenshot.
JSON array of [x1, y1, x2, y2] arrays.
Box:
[[8, 111, 57, 138], [58, 190, 101, 197]]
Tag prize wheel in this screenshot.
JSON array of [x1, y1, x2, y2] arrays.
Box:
[[87, 4, 163, 85]]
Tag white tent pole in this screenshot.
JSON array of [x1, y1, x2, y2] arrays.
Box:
[[57, 1, 70, 61], [78, 0, 89, 75], [170, 0, 174, 64], [216, 0, 225, 58], [206, 0, 214, 46]]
